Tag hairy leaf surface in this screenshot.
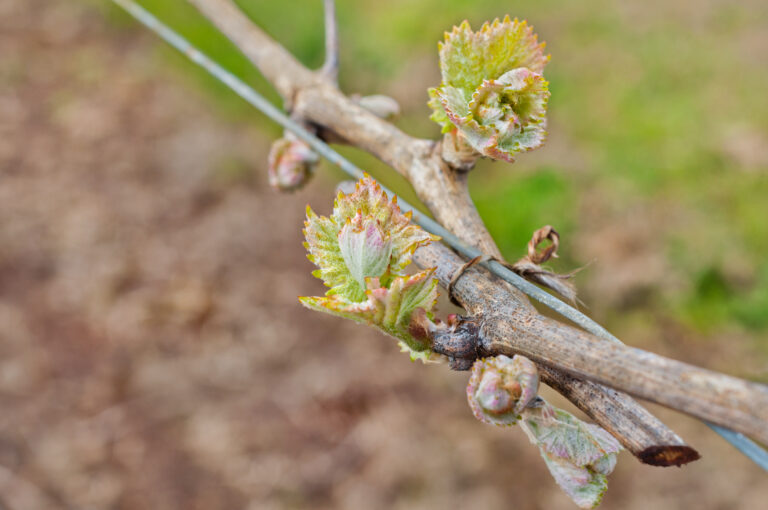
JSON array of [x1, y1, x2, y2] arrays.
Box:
[[301, 176, 440, 360], [428, 16, 550, 162]]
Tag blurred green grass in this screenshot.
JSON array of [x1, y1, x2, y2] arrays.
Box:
[[101, 0, 768, 340]]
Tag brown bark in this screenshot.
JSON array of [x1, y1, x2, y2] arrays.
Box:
[[415, 241, 768, 445], [416, 243, 700, 465]]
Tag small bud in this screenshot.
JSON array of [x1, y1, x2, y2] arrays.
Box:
[[267, 133, 319, 191], [356, 94, 401, 120], [467, 354, 539, 426]]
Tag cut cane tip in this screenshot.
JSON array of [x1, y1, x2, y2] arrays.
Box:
[[639, 445, 701, 467]]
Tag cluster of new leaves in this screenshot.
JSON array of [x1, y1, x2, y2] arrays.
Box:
[[428, 16, 550, 163], [301, 176, 440, 361], [468, 355, 622, 509]]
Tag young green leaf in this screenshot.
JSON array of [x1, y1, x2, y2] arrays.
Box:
[[301, 176, 440, 360], [520, 399, 622, 508]]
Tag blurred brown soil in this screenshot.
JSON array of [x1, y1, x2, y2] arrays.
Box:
[[0, 1, 766, 509]]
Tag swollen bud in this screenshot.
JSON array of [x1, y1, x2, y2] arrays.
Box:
[[467, 354, 539, 426], [356, 94, 401, 121], [267, 133, 319, 191]]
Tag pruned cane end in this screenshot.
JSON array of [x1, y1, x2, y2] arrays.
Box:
[[638, 445, 701, 467]]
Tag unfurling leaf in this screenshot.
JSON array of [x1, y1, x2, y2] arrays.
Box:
[[428, 16, 550, 163], [520, 399, 623, 508], [338, 212, 393, 292], [467, 355, 539, 425], [300, 176, 440, 360], [268, 133, 318, 191]]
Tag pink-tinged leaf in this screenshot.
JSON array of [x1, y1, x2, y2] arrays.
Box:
[[520, 399, 622, 508], [304, 206, 363, 301], [428, 17, 550, 162], [436, 68, 549, 162], [338, 212, 392, 294], [301, 176, 440, 360], [304, 176, 438, 302], [332, 176, 438, 275], [298, 295, 374, 326], [299, 269, 439, 360], [539, 451, 609, 509]]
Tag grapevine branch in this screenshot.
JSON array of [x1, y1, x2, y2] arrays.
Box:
[[419, 242, 768, 444], [183, 0, 696, 465], [116, 0, 768, 468], [184, 0, 768, 454]]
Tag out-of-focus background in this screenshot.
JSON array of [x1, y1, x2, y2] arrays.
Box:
[[1, 0, 767, 508]]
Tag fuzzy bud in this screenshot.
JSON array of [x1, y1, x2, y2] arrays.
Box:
[[356, 94, 401, 121], [467, 354, 539, 425], [267, 134, 318, 191]]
